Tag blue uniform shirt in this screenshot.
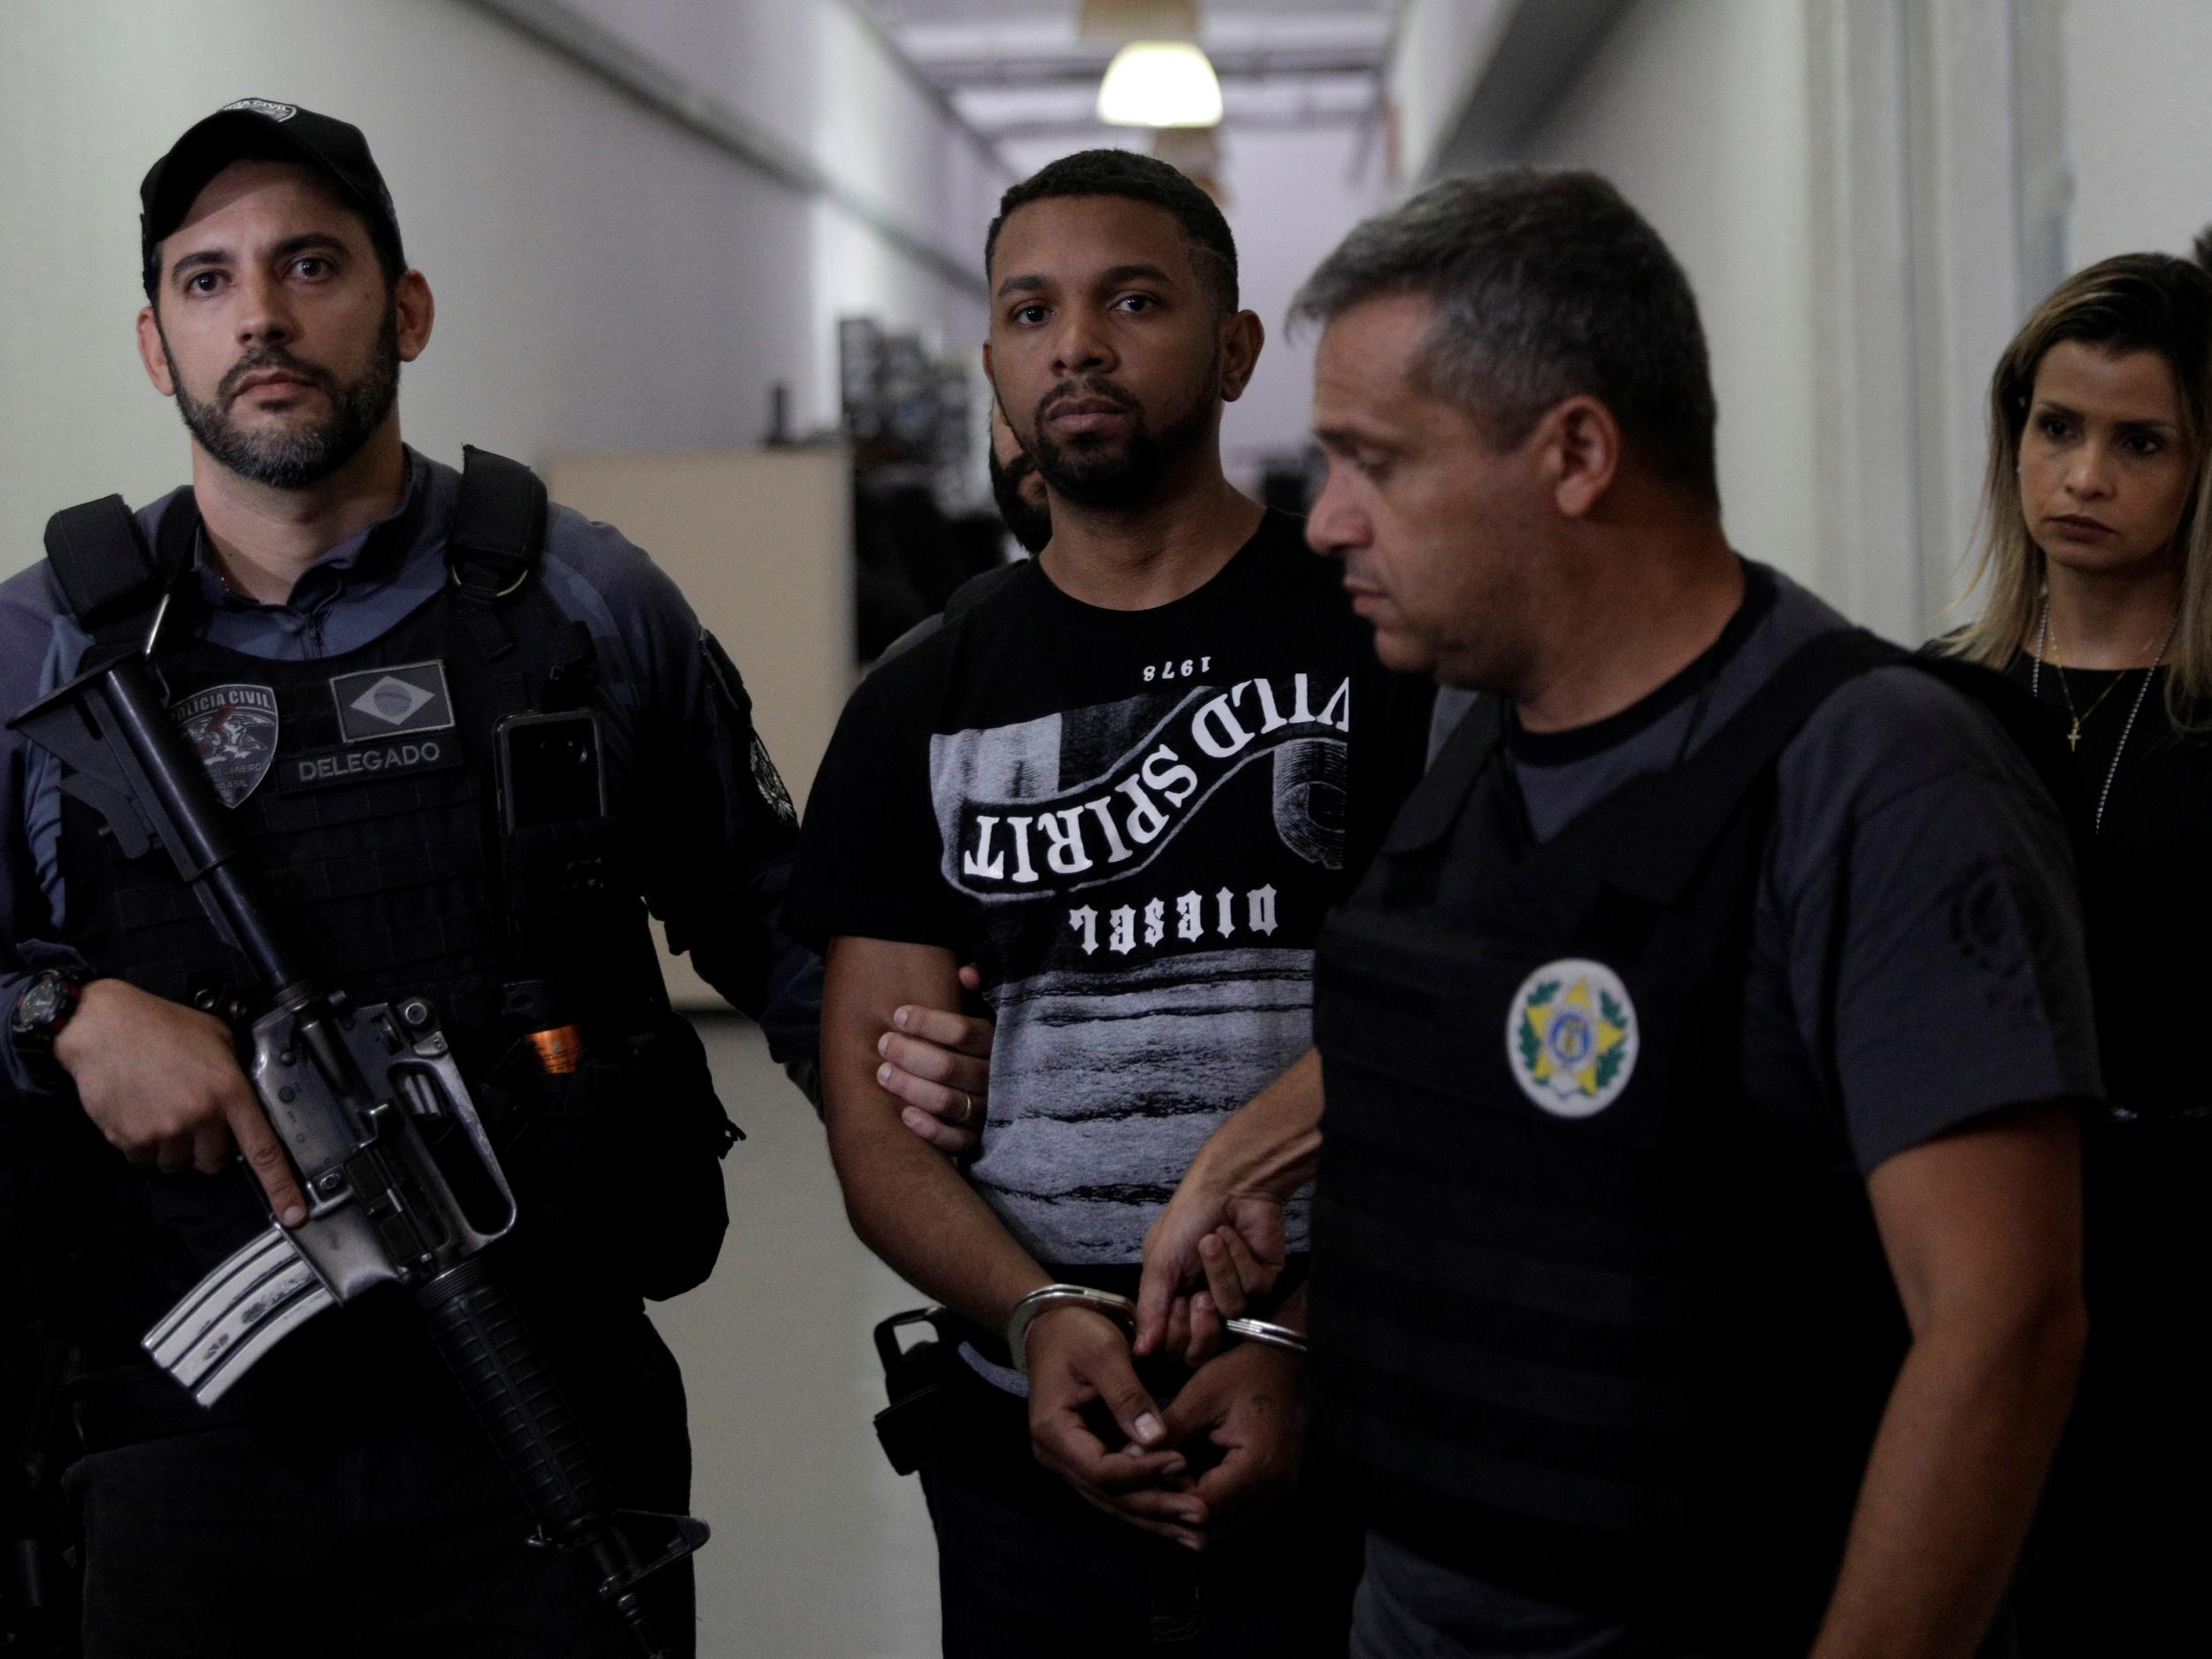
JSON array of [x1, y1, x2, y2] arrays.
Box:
[[0, 448, 821, 1102]]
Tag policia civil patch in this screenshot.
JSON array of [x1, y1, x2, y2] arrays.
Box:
[[171, 683, 278, 808]]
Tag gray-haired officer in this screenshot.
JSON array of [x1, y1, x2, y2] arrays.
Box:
[[0, 99, 826, 1655], [1142, 170, 2101, 1658]]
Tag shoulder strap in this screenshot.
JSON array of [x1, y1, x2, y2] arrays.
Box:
[[941, 560, 1022, 624], [447, 445, 548, 604], [43, 494, 192, 633], [1581, 627, 1905, 905], [1586, 626, 2093, 905], [47, 449, 552, 625], [872, 559, 1026, 668], [1379, 690, 1504, 856]]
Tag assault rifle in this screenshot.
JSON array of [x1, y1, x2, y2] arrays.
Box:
[[10, 629, 704, 1658]]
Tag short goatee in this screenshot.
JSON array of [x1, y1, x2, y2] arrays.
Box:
[[166, 307, 401, 490], [1029, 364, 1218, 510]]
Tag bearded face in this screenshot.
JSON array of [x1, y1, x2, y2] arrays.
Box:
[[986, 194, 1241, 519], [165, 303, 400, 491], [141, 158, 422, 495], [1024, 359, 1220, 511]]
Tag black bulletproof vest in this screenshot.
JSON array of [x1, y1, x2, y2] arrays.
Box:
[[1310, 630, 1977, 1647], [58, 528, 607, 1029], [36, 465, 690, 1363]]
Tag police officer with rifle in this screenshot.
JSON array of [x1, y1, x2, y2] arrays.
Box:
[[0, 100, 824, 1655]]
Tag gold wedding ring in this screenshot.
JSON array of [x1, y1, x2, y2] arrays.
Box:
[[953, 1090, 977, 1127]]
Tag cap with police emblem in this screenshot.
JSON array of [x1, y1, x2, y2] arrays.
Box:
[[140, 99, 405, 295]]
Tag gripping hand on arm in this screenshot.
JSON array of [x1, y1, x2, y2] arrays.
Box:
[[1135, 1050, 1322, 1363], [877, 963, 995, 1155]]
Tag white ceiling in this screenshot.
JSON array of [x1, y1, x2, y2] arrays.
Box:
[[854, 0, 1394, 141], [865, 1, 1393, 21]]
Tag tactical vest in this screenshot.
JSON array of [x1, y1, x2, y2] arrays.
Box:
[[1308, 630, 2077, 1647], [34, 452, 733, 1371]]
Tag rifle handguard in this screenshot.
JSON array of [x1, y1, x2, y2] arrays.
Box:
[[414, 1256, 607, 1534], [412, 1256, 701, 1658]]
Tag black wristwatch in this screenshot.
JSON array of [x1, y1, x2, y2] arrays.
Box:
[[10, 967, 88, 1064]]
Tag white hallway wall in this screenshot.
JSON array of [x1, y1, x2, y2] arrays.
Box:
[[1390, 0, 1513, 185], [1387, 0, 2212, 639], [0, 0, 1002, 575], [1386, 0, 1824, 599], [2062, 0, 2212, 268], [1217, 126, 1395, 484], [1509, 0, 1821, 597]]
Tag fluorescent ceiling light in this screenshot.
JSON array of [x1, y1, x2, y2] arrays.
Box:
[[1096, 41, 1224, 128]]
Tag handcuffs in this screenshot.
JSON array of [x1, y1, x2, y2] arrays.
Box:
[[1005, 1283, 1308, 1375]]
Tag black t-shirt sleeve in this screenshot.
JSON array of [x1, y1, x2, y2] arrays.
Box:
[[1770, 666, 2103, 1171], [786, 650, 960, 952]]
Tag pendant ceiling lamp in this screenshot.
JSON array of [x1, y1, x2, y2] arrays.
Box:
[[1096, 42, 1224, 128], [1083, 0, 1223, 130]]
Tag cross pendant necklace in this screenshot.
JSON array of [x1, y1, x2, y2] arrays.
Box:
[[2032, 595, 2180, 830], [2043, 607, 2127, 749]]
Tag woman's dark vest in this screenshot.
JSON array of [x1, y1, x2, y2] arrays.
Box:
[[35, 454, 733, 1371], [1309, 629, 2057, 1648]]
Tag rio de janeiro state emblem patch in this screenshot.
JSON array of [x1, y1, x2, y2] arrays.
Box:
[[1507, 957, 1640, 1118]]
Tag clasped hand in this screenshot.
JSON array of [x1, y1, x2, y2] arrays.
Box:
[[1024, 1304, 1302, 1553]]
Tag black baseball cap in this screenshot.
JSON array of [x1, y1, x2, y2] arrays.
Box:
[[140, 98, 405, 295]]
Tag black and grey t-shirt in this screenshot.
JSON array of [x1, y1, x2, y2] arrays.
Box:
[[788, 511, 1431, 1271]]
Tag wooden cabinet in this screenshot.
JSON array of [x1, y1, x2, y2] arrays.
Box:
[[543, 448, 854, 1010]]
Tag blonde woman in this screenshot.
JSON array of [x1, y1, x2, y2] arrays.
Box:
[[1947, 250, 2212, 1654]]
